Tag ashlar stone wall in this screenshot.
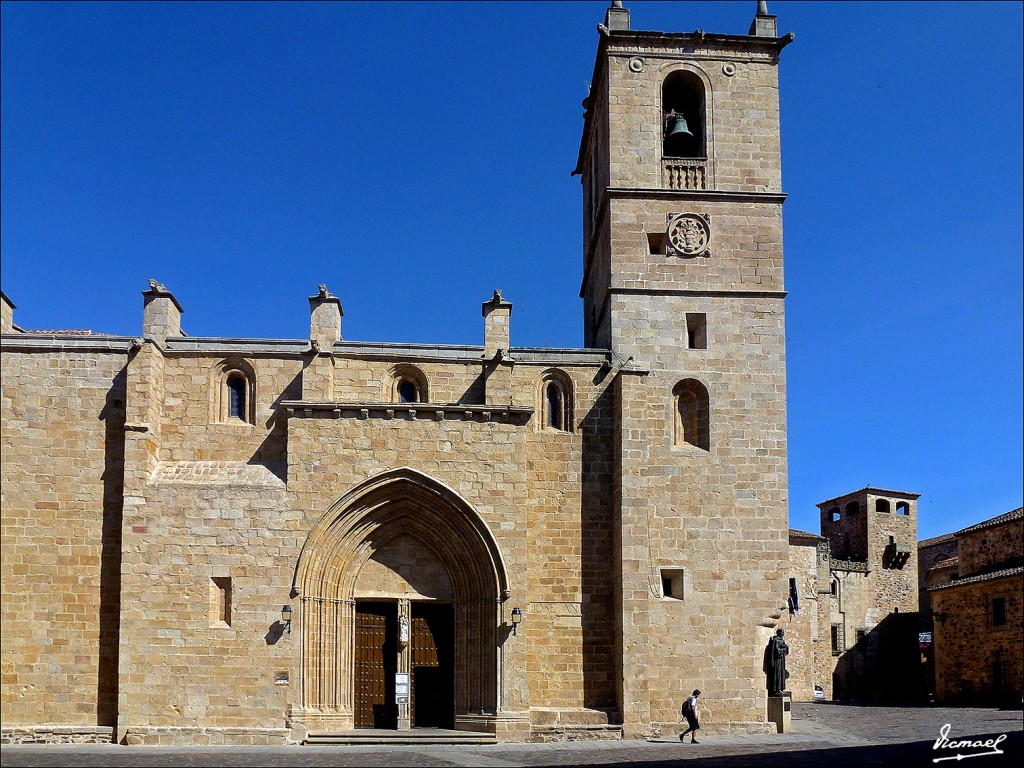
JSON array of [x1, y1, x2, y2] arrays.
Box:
[[110, 334, 619, 743], [1, 340, 131, 732]]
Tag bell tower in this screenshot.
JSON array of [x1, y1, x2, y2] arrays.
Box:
[[575, 2, 796, 735]]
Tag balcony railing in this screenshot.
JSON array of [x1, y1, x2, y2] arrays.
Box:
[[663, 157, 707, 190]]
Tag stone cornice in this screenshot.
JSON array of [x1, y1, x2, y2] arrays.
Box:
[[611, 288, 787, 299], [831, 558, 870, 574], [608, 188, 787, 204], [163, 337, 611, 367], [606, 29, 794, 57], [0, 334, 139, 353], [165, 337, 311, 355], [281, 401, 535, 423]]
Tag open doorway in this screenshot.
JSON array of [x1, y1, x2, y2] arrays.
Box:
[[411, 602, 454, 728]]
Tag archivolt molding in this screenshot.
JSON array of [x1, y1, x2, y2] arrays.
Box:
[[292, 467, 510, 602]]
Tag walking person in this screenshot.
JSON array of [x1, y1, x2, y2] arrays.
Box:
[[679, 689, 701, 743]]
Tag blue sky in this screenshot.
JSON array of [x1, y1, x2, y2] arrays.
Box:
[[2, 1, 1021, 539]]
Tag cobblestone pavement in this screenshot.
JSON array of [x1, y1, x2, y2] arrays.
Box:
[[3, 703, 1021, 767]]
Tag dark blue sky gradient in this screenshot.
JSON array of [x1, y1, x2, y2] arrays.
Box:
[[2, 2, 1021, 538]]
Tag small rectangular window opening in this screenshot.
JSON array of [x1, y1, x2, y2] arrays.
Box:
[[647, 232, 666, 255], [210, 576, 232, 627], [660, 568, 685, 600], [685, 313, 707, 350], [830, 624, 842, 655], [992, 597, 1006, 627], [993, 658, 1009, 688]]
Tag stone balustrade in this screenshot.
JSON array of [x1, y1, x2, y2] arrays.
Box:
[[663, 158, 707, 190]]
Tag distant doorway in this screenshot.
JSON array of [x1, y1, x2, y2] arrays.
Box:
[[354, 602, 398, 729], [411, 603, 455, 728]]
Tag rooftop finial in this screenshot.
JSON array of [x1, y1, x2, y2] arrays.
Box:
[[605, 0, 629, 31], [749, 0, 777, 36]]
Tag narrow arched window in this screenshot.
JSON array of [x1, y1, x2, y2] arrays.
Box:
[[211, 360, 256, 425], [673, 379, 710, 451], [828, 507, 841, 523], [547, 382, 563, 429], [389, 364, 428, 404], [227, 375, 247, 419], [662, 70, 706, 159], [845, 501, 860, 516], [896, 501, 911, 516], [538, 370, 573, 433], [875, 499, 891, 513]]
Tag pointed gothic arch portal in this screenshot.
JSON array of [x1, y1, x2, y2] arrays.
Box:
[[291, 468, 510, 733]]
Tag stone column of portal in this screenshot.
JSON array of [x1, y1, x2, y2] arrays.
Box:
[[481, 290, 513, 406], [304, 285, 343, 401], [340, 599, 356, 727], [397, 599, 412, 730]]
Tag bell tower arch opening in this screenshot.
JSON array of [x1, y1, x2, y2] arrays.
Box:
[[662, 70, 706, 159], [290, 468, 509, 734]]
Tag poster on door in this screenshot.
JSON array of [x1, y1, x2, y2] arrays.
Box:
[[395, 672, 410, 704]]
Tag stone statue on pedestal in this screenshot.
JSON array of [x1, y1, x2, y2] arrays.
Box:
[[764, 628, 789, 696]]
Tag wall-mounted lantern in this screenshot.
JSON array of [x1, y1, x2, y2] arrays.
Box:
[[511, 607, 523, 636], [281, 604, 293, 634]]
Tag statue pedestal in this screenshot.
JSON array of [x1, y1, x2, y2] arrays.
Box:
[[767, 694, 792, 734]]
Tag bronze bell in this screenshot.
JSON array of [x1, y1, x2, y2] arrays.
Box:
[[666, 113, 694, 139]]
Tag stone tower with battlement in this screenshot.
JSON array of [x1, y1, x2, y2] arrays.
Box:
[[574, 2, 795, 735], [814, 488, 921, 700]]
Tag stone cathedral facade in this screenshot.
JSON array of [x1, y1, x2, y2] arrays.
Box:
[[1, 3, 799, 744]]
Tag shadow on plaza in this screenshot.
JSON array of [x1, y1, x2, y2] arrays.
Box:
[[2, 732, 1022, 768], [811, 699, 1024, 713], [579, 732, 1023, 768]]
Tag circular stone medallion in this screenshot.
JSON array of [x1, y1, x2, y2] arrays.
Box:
[[628, 57, 645, 73], [667, 214, 710, 256]]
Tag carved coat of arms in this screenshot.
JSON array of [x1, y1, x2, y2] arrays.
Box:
[[666, 213, 711, 258]]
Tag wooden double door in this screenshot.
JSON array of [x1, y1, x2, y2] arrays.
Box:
[[354, 601, 454, 729]]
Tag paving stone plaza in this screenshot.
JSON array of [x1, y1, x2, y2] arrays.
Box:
[[3, 703, 1021, 767]]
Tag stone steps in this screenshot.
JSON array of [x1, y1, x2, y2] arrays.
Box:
[[305, 729, 496, 745], [529, 724, 624, 742]]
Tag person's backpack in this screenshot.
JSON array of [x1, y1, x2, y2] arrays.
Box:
[[681, 697, 693, 717]]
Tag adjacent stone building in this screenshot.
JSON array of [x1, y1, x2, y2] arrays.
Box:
[[785, 488, 922, 702], [782, 528, 827, 702], [2, 3, 800, 744], [928, 508, 1023, 706], [917, 530, 960, 697]]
